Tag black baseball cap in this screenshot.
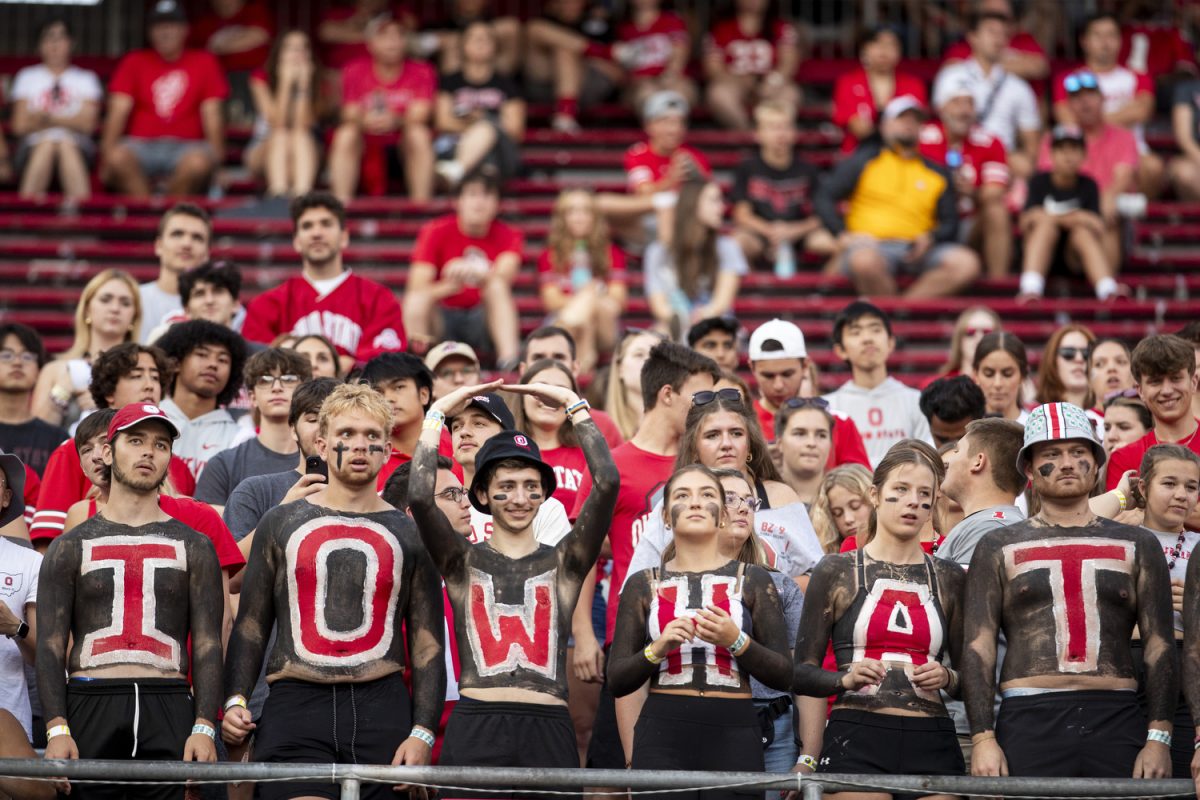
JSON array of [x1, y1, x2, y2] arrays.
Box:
[[1050, 124, 1086, 148], [468, 430, 558, 513], [455, 392, 515, 431], [148, 0, 187, 25], [687, 316, 740, 348]]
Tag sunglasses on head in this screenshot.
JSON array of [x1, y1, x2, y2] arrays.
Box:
[[1058, 347, 1090, 362], [1103, 387, 1140, 403], [783, 397, 830, 410], [692, 388, 743, 406], [1064, 72, 1099, 94]]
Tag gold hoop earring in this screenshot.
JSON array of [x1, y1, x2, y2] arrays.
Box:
[[746, 454, 752, 464]]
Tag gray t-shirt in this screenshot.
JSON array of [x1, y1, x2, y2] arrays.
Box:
[[195, 438, 299, 506], [138, 281, 181, 344], [752, 571, 803, 700], [823, 377, 933, 468], [222, 470, 301, 541], [642, 235, 748, 309]]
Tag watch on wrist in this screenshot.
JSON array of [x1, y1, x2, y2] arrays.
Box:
[[7, 621, 28, 640]]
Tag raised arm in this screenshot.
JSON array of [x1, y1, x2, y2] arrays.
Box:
[[792, 556, 852, 697]]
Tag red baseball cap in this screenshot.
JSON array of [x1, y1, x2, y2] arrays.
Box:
[[107, 403, 180, 442]]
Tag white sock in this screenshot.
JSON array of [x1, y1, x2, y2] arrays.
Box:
[[1095, 277, 1118, 300], [1019, 271, 1045, 297]]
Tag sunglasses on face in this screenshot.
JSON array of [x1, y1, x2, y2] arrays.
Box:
[[1058, 347, 1090, 362], [1064, 72, 1099, 94], [692, 388, 744, 406], [783, 397, 830, 410], [435, 487, 468, 503], [724, 492, 763, 512]]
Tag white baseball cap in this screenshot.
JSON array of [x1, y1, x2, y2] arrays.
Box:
[[749, 320, 807, 361], [882, 94, 928, 122]]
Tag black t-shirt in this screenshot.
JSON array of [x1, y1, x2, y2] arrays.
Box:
[[1024, 171, 1100, 216], [0, 418, 68, 477], [1173, 79, 1200, 143], [439, 71, 521, 120], [542, 4, 614, 43], [730, 152, 819, 223]]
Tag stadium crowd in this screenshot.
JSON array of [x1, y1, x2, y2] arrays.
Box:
[[4, 0, 1200, 799]]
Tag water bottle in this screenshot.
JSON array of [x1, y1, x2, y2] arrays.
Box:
[[570, 242, 591, 291], [774, 241, 796, 279], [946, 149, 963, 170]]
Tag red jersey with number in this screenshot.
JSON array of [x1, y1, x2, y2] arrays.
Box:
[[186, 2, 275, 73], [753, 398, 871, 470], [242, 272, 406, 364], [571, 442, 675, 643], [1106, 425, 1200, 491], [617, 12, 689, 77], [29, 439, 197, 541], [1120, 24, 1197, 80], [108, 49, 228, 140], [704, 18, 798, 77], [623, 142, 711, 192], [833, 67, 929, 154], [411, 215, 525, 310]]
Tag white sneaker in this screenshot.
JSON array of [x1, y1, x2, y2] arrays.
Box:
[[436, 160, 465, 187]]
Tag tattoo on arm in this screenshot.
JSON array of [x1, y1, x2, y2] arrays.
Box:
[[962, 536, 1004, 734], [188, 536, 225, 723], [560, 419, 618, 580], [1135, 532, 1180, 728], [793, 556, 851, 697], [404, 538, 447, 733], [606, 571, 656, 698], [408, 438, 469, 576], [224, 515, 280, 699], [34, 537, 79, 722], [738, 566, 793, 693]]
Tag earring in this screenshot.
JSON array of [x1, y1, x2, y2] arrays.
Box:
[[746, 454, 752, 464], [84, 316, 92, 326]]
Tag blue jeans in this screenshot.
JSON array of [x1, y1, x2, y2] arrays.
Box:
[[754, 697, 798, 773]]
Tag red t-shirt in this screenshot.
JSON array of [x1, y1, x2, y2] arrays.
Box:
[[109, 49, 229, 140], [590, 410, 626, 451], [1106, 424, 1200, 491], [186, 2, 274, 73], [318, 2, 417, 69], [541, 445, 588, 516], [616, 12, 689, 77], [571, 442, 675, 643], [30, 439, 197, 541], [241, 272, 406, 365], [832, 67, 929, 154], [411, 215, 525, 310], [1120, 24, 1197, 80], [341, 56, 436, 121], [1035, 123, 1138, 193], [623, 141, 712, 192], [753, 397, 872, 470], [704, 18, 798, 77], [537, 244, 628, 296], [918, 120, 1009, 212]]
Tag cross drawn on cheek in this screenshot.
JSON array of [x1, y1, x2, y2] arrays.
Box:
[[333, 442, 349, 470]]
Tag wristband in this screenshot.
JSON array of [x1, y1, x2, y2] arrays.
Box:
[[423, 409, 446, 433], [224, 695, 248, 712], [192, 724, 216, 740], [409, 727, 435, 748], [796, 755, 818, 771], [644, 644, 663, 664], [730, 631, 749, 656], [1115, 489, 1128, 512], [47, 725, 71, 740], [565, 399, 591, 420], [1147, 729, 1172, 747]]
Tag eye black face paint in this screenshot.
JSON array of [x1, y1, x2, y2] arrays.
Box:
[[1038, 463, 1055, 478], [333, 442, 349, 470], [883, 497, 901, 503], [368, 445, 387, 455], [1077, 460, 1092, 476], [920, 503, 932, 510], [704, 502, 721, 522], [528, 493, 542, 500], [491, 493, 509, 501]]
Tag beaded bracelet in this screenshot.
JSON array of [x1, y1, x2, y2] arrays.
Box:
[[644, 644, 663, 664], [46, 724, 71, 740], [423, 409, 446, 433], [224, 695, 248, 712], [730, 631, 750, 656], [565, 399, 591, 421], [409, 727, 436, 748], [192, 724, 216, 740]]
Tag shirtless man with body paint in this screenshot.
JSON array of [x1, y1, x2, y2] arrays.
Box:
[[964, 402, 1178, 780]]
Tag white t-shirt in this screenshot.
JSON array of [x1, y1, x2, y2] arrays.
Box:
[[1094, 66, 1149, 153], [823, 376, 934, 468], [139, 281, 182, 345], [9, 64, 102, 148], [934, 59, 1040, 152], [0, 538, 41, 739], [468, 497, 572, 546]]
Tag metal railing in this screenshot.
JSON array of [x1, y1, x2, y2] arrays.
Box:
[[0, 760, 1196, 800]]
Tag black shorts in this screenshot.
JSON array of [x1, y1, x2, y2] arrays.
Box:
[[819, 709, 963, 800], [253, 673, 412, 800], [631, 693, 764, 800], [1133, 639, 1193, 779], [996, 690, 1144, 777], [440, 697, 577, 799], [67, 677, 194, 800], [586, 677, 625, 769]]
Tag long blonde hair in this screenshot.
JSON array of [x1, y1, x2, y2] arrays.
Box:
[[810, 464, 872, 554], [604, 329, 667, 439], [546, 189, 613, 281], [940, 305, 1001, 376], [63, 269, 141, 360]]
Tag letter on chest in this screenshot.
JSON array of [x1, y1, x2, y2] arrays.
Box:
[[852, 579, 942, 667], [651, 575, 743, 688], [285, 519, 403, 667], [465, 567, 558, 678], [1004, 538, 1134, 672], [79, 536, 187, 670]]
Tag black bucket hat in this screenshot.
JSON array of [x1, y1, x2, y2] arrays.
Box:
[[468, 430, 557, 513]]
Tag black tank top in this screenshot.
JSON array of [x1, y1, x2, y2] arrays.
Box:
[[754, 477, 771, 510]]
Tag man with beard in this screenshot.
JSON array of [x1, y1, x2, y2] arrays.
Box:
[[242, 192, 407, 373], [964, 402, 1177, 780], [222, 384, 445, 800], [36, 403, 224, 797], [408, 378, 617, 782], [814, 95, 981, 299]]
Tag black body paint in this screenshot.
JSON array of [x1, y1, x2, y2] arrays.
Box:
[[224, 502, 446, 732], [962, 518, 1178, 735], [608, 561, 792, 697], [35, 517, 224, 725], [791, 552, 965, 715], [409, 418, 618, 700]]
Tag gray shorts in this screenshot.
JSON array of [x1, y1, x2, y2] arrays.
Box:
[[840, 238, 961, 276], [122, 136, 215, 179]]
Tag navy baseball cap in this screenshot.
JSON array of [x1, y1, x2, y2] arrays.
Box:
[[455, 392, 515, 431], [468, 430, 557, 513]]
